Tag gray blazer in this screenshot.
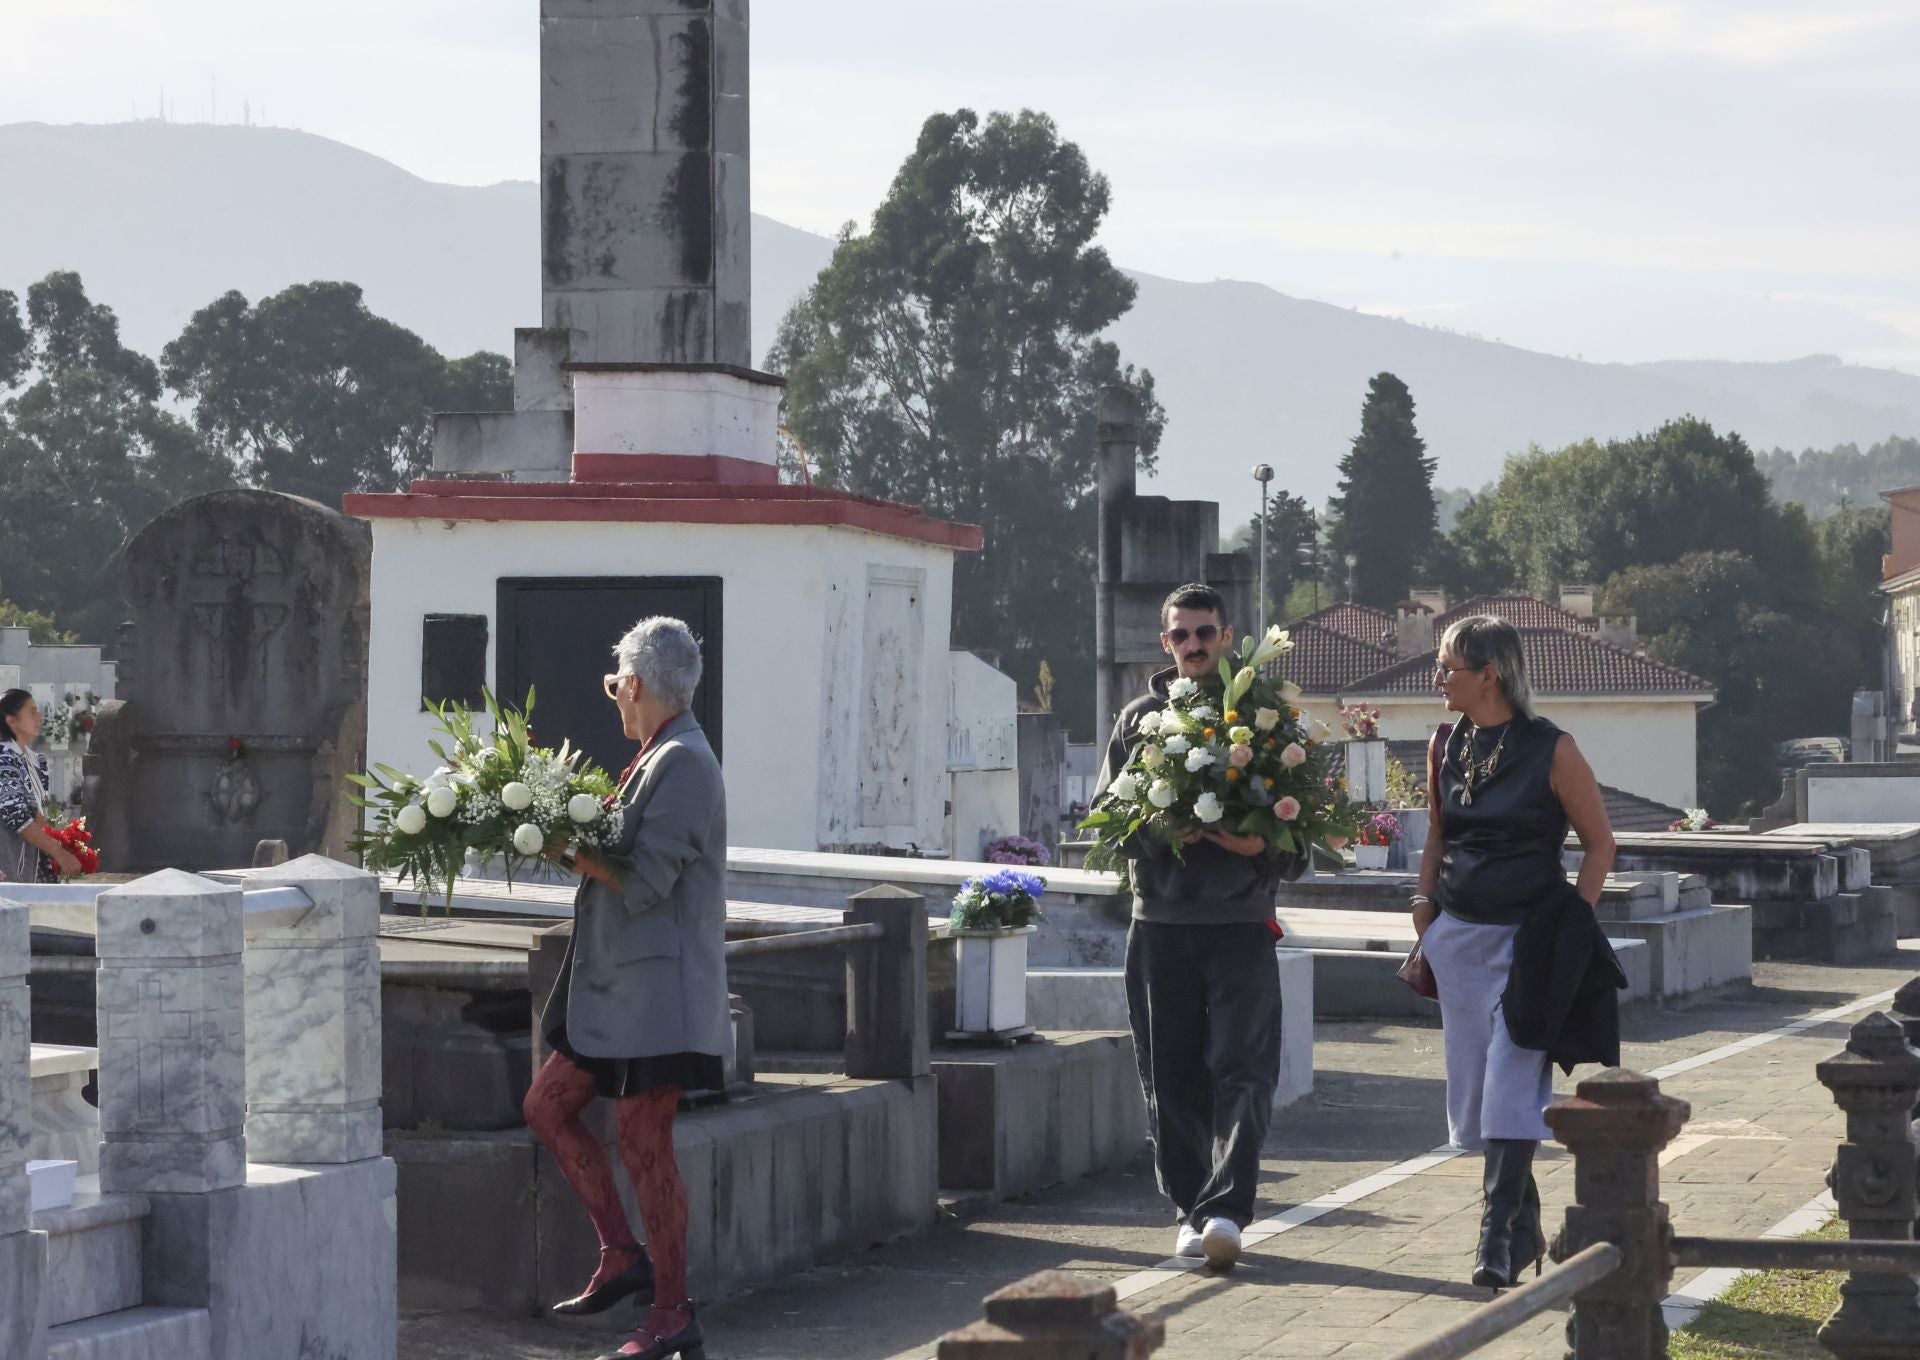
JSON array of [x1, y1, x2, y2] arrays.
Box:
[[544, 711, 730, 1062]]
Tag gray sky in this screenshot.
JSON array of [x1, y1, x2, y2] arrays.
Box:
[[8, 0, 1919, 371]]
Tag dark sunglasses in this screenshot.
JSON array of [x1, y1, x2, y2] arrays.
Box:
[[1165, 624, 1221, 646]]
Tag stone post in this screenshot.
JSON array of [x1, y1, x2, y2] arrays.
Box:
[[1094, 384, 1138, 747], [936, 1270, 1163, 1358], [241, 855, 383, 1163], [96, 870, 246, 1193], [1543, 1068, 1690, 1360], [1814, 1012, 1920, 1359], [844, 886, 929, 1081], [1894, 975, 1920, 1236], [528, 921, 574, 1073], [0, 902, 48, 1358]]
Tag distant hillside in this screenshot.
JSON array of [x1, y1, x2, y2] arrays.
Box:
[[6, 120, 1919, 503]]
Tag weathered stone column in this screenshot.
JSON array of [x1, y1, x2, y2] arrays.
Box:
[[936, 1270, 1163, 1358], [1543, 1068, 1690, 1360], [97, 870, 246, 1193], [242, 855, 383, 1163], [0, 902, 48, 1358], [1815, 1011, 1920, 1359], [844, 885, 929, 1081]]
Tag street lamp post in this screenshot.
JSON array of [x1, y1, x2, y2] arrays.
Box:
[[1252, 463, 1274, 628]]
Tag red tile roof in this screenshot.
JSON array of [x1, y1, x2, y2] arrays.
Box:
[[1267, 621, 1393, 696], [1343, 628, 1714, 698], [1298, 601, 1395, 646], [1437, 596, 1600, 633]]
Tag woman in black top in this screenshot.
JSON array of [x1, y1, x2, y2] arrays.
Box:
[[1410, 617, 1617, 1289]]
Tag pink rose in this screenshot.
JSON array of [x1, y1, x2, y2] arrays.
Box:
[[1228, 743, 1253, 768], [1277, 796, 1301, 821], [1280, 742, 1306, 769]]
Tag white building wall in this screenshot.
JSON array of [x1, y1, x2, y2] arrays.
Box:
[[1360, 695, 1703, 810], [364, 517, 956, 853]]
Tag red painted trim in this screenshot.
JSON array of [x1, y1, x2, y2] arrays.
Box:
[[571, 453, 780, 486], [343, 488, 984, 551]]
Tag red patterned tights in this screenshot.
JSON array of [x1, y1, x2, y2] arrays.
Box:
[[523, 1052, 689, 1310]]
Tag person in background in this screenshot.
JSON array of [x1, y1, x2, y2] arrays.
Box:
[[0, 689, 80, 884], [1411, 616, 1620, 1290], [521, 619, 728, 1360], [1095, 583, 1305, 1270]]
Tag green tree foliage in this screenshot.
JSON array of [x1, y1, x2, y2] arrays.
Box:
[[1326, 373, 1438, 609], [1757, 437, 1920, 517], [0, 595, 76, 645], [1238, 489, 1318, 626], [1427, 417, 1889, 815], [771, 109, 1164, 737], [162, 281, 511, 505], [1466, 419, 1782, 595], [0, 274, 235, 642]]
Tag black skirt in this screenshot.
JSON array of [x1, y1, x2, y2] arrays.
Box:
[[547, 1023, 725, 1101]]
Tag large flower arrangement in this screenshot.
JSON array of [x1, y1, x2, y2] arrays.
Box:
[[350, 691, 624, 911], [1079, 626, 1358, 873], [949, 869, 1047, 932]]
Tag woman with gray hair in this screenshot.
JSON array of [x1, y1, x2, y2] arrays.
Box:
[[522, 616, 728, 1360], [1409, 615, 1619, 1290]]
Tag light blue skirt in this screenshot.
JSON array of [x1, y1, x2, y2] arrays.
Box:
[[1422, 911, 1554, 1149]]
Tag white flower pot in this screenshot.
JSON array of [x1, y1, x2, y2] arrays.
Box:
[[952, 925, 1036, 1035], [1353, 843, 1390, 870]]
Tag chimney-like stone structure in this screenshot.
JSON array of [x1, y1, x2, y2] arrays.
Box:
[[541, 0, 750, 367], [432, 0, 768, 482]]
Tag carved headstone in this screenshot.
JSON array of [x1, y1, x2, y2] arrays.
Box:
[[89, 491, 370, 871]]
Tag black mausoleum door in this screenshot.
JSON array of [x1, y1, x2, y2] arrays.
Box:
[[496, 577, 722, 778]]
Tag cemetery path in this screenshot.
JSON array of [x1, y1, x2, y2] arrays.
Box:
[[396, 945, 1920, 1360]]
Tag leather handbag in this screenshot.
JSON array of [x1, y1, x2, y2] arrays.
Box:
[[1397, 939, 1438, 1000]]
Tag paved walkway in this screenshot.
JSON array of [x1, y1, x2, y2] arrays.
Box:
[[398, 946, 1920, 1360]]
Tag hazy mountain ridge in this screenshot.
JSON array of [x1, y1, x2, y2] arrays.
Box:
[[7, 120, 1918, 502]]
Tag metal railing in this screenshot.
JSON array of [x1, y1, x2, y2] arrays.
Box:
[[1385, 1244, 1623, 1360], [723, 922, 883, 959]]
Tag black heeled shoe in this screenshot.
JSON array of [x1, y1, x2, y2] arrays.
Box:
[[595, 1304, 704, 1360], [551, 1247, 655, 1316]]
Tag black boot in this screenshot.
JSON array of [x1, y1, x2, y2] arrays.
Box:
[[1472, 1139, 1537, 1289], [1506, 1170, 1545, 1282]]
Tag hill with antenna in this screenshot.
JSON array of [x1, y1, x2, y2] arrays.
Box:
[[5, 120, 1917, 501]]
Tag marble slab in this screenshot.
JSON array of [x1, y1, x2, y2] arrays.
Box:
[[0, 1226, 48, 1360]]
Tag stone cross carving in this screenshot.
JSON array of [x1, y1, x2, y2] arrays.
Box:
[[96, 871, 247, 1194], [188, 535, 293, 699], [1815, 1011, 1920, 1358], [1543, 1068, 1690, 1360]]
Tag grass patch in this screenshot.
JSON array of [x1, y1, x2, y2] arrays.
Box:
[[1668, 1217, 1846, 1360]]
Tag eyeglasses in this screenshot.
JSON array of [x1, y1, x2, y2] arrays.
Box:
[[1164, 624, 1221, 646], [602, 672, 635, 700], [1433, 662, 1481, 684]]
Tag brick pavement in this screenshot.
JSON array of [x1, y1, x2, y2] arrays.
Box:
[[397, 948, 1920, 1360]]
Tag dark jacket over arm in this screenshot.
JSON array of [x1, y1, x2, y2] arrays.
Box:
[[1502, 880, 1627, 1074]]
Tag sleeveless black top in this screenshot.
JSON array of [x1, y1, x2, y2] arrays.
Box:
[[1436, 714, 1568, 926]]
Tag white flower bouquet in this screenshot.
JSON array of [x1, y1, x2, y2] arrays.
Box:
[[350, 690, 623, 911], [1079, 625, 1359, 873]]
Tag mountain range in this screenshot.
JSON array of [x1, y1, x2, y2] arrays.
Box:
[[6, 120, 1919, 505]]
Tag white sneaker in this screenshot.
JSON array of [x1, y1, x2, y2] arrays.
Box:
[[1174, 1222, 1205, 1258], [1201, 1217, 1243, 1268]]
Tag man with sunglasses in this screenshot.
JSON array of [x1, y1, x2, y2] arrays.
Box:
[[1095, 583, 1302, 1270]]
